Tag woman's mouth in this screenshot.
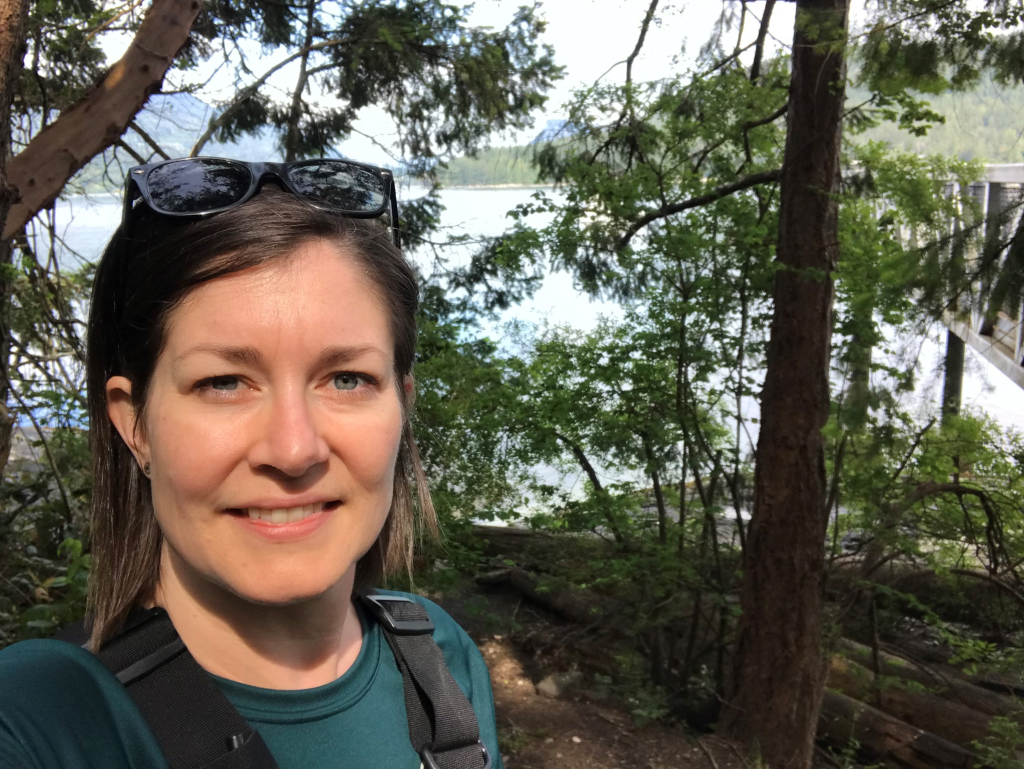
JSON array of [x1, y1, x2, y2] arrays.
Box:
[[227, 500, 342, 525]]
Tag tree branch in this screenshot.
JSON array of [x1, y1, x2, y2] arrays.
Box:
[[189, 33, 353, 157], [129, 119, 169, 160], [616, 168, 781, 250], [948, 568, 1024, 613], [625, 0, 659, 86], [3, 0, 202, 239], [749, 0, 777, 83]]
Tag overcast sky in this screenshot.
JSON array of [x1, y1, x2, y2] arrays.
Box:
[[340, 0, 798, 162]]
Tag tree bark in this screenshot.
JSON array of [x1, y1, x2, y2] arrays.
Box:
[[720, 2, 849, 767], [1, 0, 203, 239], [0, 0, 32, 477]]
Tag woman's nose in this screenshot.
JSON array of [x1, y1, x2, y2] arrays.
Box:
[[249, 389, 329, 478]]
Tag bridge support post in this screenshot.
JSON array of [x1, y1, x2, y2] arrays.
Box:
[[941, 329, 965, 423]]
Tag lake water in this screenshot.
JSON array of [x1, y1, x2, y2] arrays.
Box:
[[40, 187, 618, 333], [34, 188, 1024, 463]]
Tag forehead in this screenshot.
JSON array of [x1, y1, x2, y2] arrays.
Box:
[[163, 240, 393, 360]]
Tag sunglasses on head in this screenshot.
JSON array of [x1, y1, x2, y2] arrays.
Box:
[[122, 157, 401, 247]]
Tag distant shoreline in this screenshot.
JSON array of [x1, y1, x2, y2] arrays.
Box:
[[439, 183, 555, 190]]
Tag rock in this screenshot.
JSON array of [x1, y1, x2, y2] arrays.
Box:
[[535, 671, 583, 699], [571, 736, 581, 744]]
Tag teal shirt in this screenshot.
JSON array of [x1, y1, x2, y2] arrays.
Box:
[[0, 591, 503, 769]]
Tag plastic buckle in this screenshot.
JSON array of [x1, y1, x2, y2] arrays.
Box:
[[420, 742, 492, 769], [361, 594, 435, 635]]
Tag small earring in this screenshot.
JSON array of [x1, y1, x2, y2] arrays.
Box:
[[143, 462, 151, 476]]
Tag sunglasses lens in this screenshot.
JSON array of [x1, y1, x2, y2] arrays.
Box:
[[288, 161, 386, 212], [146, 159, 252, 214]]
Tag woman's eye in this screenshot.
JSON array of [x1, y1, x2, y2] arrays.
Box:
[[333, 373, 362, 391], [207, 376, 239, 391]]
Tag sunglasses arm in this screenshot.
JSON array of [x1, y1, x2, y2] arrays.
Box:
[[122, 179, 143, 225], [388, 182, 401, 249]]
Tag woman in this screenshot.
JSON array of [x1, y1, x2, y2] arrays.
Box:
[[0, 158, 502, 769]]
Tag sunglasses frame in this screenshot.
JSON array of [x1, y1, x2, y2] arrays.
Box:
[[122, 157, 402, 247]]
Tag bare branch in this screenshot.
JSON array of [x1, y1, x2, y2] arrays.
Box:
[[189, 34, 353, 157], [626, 0, 659, 86], [617, 168, 782, 250], [129, 120, 170, 160]]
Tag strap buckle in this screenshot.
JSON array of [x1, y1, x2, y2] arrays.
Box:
[[420, 742, 492, 769], [361, 594, 435, 635]]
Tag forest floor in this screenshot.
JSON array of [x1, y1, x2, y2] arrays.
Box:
[[433, 578, 752, 769]]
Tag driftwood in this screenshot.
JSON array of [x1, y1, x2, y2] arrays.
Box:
[[475, 567, 615, 625], [819, 689, 976, 769], [837, 639, 1023, 722], [827, 654, 995, 749], [877, 635, 1024, 700]]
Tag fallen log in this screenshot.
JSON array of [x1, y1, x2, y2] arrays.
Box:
[[827, 655, 995, 749], [818, 689, 977, 769], [837, 639, 1023, 721], [475, 567, 616, 625], [878, 636, 1024, 700]]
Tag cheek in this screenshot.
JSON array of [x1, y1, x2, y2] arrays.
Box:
[[146, 405, 245, 511], [334, 408, 405, 497]]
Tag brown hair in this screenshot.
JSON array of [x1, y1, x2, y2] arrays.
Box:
[[85, 187, 436, 651]]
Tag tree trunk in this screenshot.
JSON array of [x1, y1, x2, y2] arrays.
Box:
[[284, 0, 316, 162], [2, 0, 203, 239], [941, 329, 965, 423], [720, 2, 849, 767], [642, 433, 669, 543], [0, 0, 32, 476]]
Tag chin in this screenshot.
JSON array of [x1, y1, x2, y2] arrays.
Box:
[[221, 569, 348, 608]]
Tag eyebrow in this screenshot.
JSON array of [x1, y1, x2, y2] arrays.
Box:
[[174, 344, 387, 369]]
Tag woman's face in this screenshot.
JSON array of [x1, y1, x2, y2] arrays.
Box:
[[107, 240, 405, 606]]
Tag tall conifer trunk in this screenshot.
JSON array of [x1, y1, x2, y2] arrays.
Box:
[[720, 2, 849, 766], [0, 0, 31, 477]]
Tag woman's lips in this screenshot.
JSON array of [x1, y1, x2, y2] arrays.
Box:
[[229, 501, 339, 542]]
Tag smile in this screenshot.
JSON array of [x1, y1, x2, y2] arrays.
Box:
[[230, 500, 342, 525]]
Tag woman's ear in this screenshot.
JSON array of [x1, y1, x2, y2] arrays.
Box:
[[402, 374, 415, 408], [106, 376, 149, 469]]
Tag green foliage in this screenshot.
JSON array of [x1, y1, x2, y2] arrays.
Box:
[[435, 146, 544, 187], [972, 714, 1024, 769], [198, 0, 563, 167], [851, 77, 1024, 162]]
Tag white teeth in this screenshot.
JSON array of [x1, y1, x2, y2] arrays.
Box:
[[246, 503, 323, 525]]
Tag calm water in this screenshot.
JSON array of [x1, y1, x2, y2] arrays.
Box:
[[41, 187, 615, 333], [34, 188, 1024, 440]]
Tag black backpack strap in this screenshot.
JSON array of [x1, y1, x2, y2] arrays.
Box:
[[56, 608, 279, 769], [359, 593, 491, 769]]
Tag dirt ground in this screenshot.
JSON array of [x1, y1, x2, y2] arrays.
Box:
[[431, 579, 750, 769], [480, 634, 747, 769]]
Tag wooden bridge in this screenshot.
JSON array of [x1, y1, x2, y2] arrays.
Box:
[[936, 164, 1024, 394]]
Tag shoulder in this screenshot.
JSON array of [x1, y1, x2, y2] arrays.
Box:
[[0, 637, 111, 700], [369, 590, 502, 767], [370, 590, 489, 692], [371, 589, 475, 651], [0, 639, 166, 769]]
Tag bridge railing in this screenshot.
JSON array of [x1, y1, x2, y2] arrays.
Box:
[[917, 164, 1024, 388]]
